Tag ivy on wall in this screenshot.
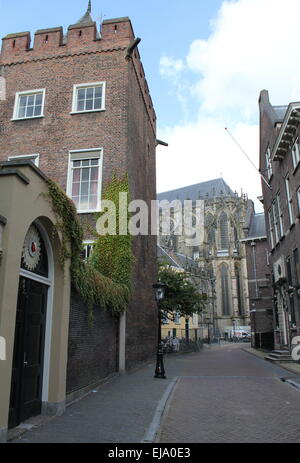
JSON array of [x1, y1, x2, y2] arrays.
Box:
[[91, 174, 134, 290], [47, 178, 131, 323]]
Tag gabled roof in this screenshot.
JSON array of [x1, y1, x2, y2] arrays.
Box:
[[273, 105, 288, 123], [248, 213, 266, 238], [240, 212, 266, 241], [157, 178, 235, 203], [157, 245, 183, 269]]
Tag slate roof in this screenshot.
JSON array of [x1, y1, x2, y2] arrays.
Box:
[[157, 245, 183, 269], [273, 105, 288, 123], [247, 213, 266, 239], [157, 178, 235, 203]]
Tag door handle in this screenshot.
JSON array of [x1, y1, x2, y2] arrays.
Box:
[[23, 352, 28, 366]]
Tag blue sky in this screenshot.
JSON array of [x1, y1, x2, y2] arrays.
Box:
[[0, 0, 221, 126], [1, 0, 300, 211]]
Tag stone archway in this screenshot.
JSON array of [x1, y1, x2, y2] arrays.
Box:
[[0, 162, 71, 442]]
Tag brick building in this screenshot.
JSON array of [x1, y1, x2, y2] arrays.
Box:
[[241, 210, 274, 349], [157, 178, 251, 338], [259, 90, 300, 350], [0, 3, 158, 437]]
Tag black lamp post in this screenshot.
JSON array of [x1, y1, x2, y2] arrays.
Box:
[[153, 282, 167, 379]]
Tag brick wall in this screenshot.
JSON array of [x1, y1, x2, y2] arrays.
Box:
[[245, 239, 274, 345], [67, 288, 118, 394], [259, 91, 300, 345], [0, 15, 158, 371]]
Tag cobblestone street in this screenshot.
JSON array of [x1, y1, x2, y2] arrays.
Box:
[[158, 343, 300, 443]]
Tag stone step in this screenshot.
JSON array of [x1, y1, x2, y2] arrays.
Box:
[[265, 351, 293, 362]]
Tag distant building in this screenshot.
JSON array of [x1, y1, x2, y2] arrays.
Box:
[[157, 178, 251, 337], [157, 245, 213, 344], [258, 90, 300, 350]]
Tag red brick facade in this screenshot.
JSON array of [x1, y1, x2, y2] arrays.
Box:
[[0, 14, 158, 368], [259, 90, 300, 350]]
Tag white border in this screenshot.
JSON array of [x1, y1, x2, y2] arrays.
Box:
[[70, 81, 106, 114], [12, 88, 46, 121], [67, 148, 103, 214]]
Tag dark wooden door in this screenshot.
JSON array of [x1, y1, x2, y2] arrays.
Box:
[[9, 277, 48, 428]]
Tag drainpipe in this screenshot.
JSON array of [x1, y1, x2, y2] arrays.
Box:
[[125, 37, 141, 60]]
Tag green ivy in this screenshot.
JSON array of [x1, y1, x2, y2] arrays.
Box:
[[91, 174, 134, 290], [47, 178, 130, 323]]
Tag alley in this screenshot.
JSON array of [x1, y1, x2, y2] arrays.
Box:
[[158, 343, 300, 443]]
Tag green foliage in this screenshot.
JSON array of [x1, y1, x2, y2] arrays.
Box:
[[91, 174, 134, 290], [158, 264, 207, 319], [47, 179, 130, 323]]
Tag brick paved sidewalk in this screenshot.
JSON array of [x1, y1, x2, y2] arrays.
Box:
[[8, 359, 177, 443]]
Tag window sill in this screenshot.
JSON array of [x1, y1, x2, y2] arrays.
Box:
[[70, 109, 105, 115], [11, 115, 44, 121], [77, 209, 100, 214]]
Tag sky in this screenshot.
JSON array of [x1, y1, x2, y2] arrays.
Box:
[[1, 0, 300, 212]]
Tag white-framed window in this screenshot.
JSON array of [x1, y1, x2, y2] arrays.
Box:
[[285, 175, 295, 226], [292, 138, 300, 169], [268, 208, 274, 249], [265, 146, 273, 180], [8, 153, 40, 167], [272, 200, 279, 244], [297, 187, 300, 213], [12, 89, 45, 120], [67, 148, 103, 213], [174, 311, 180, 325], [71, 82, 106, 114], [276, 192, 284, 237]]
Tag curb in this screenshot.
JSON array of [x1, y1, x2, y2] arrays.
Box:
[[141, 376, 179, 443], [242, 347, 300, 377]]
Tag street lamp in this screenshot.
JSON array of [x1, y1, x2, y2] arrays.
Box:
[[153, 282, 167, 379]]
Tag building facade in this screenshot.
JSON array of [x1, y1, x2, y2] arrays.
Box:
[[259, 90, 300, 350], [0, 4, 158, 439], [157, 178, 251, 337], [241, 211, 274, 349]]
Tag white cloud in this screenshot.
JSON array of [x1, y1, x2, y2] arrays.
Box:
[[157, 0, 300, 211], [187, 0, 300, 118], [156, 117, 263, 211], [159, 56, 185, 77]]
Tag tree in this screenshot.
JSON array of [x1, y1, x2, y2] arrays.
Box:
[[158, 264, 207, 320]]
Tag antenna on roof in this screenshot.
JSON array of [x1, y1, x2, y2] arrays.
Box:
[[225, 127, 272, 190]]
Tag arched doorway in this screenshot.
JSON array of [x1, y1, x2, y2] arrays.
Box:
[[8, 221, 53, 428]]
